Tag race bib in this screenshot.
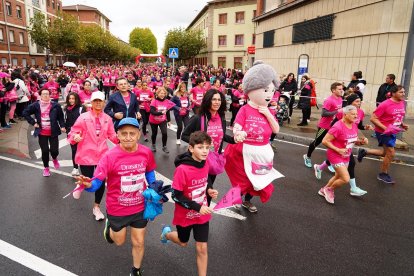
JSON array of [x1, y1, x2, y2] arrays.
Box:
[[120, 174, 144, 193], [251, 161, 273, 175]]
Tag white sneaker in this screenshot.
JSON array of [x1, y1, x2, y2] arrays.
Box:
[[176, 140, 181, 145], [71, 168, 80, 176], [93, 207, 105, 221], [350, 187, 367, 197]]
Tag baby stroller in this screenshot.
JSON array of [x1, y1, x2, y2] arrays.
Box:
[[276, 92, 291, 126]]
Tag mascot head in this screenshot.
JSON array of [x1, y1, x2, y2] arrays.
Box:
[[243, 61, 278, 107]]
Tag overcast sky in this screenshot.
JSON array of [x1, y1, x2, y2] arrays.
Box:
[[63, 0, 208, 53]]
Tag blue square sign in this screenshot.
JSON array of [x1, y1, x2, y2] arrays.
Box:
[[169, 48, 179, 59]]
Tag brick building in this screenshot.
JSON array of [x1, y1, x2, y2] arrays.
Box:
[[62, 4, 110, 31], [0, 0, 61, 67]]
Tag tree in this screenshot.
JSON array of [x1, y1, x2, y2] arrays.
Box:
[[162, 27, 206, 62], [28, 13, 49, 50], [129, 27, 157, 54]]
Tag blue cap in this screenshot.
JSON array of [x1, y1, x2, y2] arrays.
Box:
[[116, 118, 140, 130]]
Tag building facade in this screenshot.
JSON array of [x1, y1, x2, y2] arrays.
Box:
[[0, 0, 61, 66], [188, 0, 257, 69], [254, 0, 414, 115], [62, 4, 110, 31]]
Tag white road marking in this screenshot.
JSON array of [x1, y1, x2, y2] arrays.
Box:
[[34, 138, 69, 159], [0, 239, 77, 276], [35, 159, 74, 167], [0, 155, 247, 220]]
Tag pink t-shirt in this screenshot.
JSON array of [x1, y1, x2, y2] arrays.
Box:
[[206, 114, 223, 152], [234, 104, 273, 146], [179, 96, 190, 116], [39, 102, 52, 136], [373, 99, 405, 133], [78, 90, 92, 104], [327, 120, 358, 164], [67, 83, 80, 94], [172, 162, 211, 227], [191, 86, 206, 107], [136, 89, 154, 112], [336, 108, 365, 126], [94, 144, 156, 216], [103, 76, 111, 86], [44, 82, 60, 100], [233, 89, 246, 105], [149, 99, 175, 124], [318, 95, 343, 129]]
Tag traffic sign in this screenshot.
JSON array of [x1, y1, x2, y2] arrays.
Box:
[[169, 48, 179, 59]]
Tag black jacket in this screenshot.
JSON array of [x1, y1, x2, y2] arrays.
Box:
[[376, 82, 397, 105], [23, 101, 65, 137], [298, 81, 312, 109], [104, 91, 139, 128], [279, 79, 298, 95], [171, 151, 212, 212], [171, 95, 190, 118], [181, 112, 235, 149], [65, 105, 83, 133]]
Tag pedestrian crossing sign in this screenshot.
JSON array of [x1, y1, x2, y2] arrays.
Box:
[[169, 48, 179, 59]]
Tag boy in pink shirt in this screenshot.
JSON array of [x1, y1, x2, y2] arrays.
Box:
[[76, 118, 156, 276], [160, 131, 218, 276]]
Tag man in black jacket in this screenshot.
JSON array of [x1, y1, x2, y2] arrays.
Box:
[[104, 77, 140, 129], [376, 74, 397, 106]]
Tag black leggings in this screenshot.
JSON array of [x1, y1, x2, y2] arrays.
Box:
[[230, 107, 240, 126], [0, 103, 7, 127], [103, 86, 111, 100], [16, 102, 28, 118], [300, 108, 311, 124], [326, 154, 356, 179], [175, 114, 190, 140], [150, 121, 167, 147], [140, 109, 150, 135], [288, 97, 295, 117], [79, 165, 105, 205], [38, 135, 59, 168], [70, 144, 78, 169], [307, 128, 328, 158]]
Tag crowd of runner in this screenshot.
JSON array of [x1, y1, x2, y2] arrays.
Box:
[[0, 62, 409, 275]]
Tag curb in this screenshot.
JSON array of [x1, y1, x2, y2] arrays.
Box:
[[18, 121, 30, 159], [276, 131, 414, 164]]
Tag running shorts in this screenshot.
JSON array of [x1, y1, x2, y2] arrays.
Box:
[[376, 132, 397, 147], [107, 211, 148, 232], [177, 222, 209, 243]]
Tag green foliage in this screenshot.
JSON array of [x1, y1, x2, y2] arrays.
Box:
[[28, 12, 141, 63], [162, 27, 206, 61], [129, 27, 158, 54]]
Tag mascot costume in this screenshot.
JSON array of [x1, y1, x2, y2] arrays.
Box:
[[224, 61, 284, 210]]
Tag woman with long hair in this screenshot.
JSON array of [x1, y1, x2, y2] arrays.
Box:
[[278, 73, 298, 117], [65, 92, 83, 176], [171, 82, 191, 144]]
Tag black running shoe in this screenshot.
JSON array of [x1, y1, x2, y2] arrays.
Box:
[[130, 267, 143, 276], [357, 148, 367, 162], [103, 219, 114, 244]]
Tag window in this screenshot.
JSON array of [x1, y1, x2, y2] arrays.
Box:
[[2, 58, 8, 65], [252, 34, 256, 45], [263, 30, 275, 48], [292, 14, 334, 43], [47, 0, 50, 7], [235, 34, 244, 46], [6, 2, 12, 16], [234, 57, 243, 70], [52, 0, 55, 9], [22, 58, 27, 67], [218, 35, 227, 46], [57, 4, 60, 11], [219, 13, 227, 24], [31, 58, 36, 66], [235, 12, 244, 23], [0, 29, 3, 41], [19, 32, 24, 45], [32, 0, 40, 8], [9, 30, 14, 43], [16, 6, 22, 18], [218, 57, 226, 68], [253, 10, 257, 18], [12, 58, 18, 66]]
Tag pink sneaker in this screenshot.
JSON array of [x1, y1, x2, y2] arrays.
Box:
[[43, 167, 50, 177], [52, 159, 60, 169], [323, 187, 335, 204], [73, 184, 84, 199], [318, 187, 325, 197]]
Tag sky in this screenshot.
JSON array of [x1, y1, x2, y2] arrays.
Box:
[[63, 0, 208, 53]]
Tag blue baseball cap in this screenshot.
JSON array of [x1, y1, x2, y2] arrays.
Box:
[[116, 118, 140, 131]]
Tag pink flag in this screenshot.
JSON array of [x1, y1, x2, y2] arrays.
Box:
[[383, 124, 401, 135], [213, 187, 242, 211]]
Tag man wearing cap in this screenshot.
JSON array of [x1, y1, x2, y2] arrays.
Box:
[[68, 91, 118, 221], [76, 117, 156, 276]]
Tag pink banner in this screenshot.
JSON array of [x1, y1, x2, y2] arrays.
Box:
[[383, 124, 401, 135], [213, 187, 242, 211]]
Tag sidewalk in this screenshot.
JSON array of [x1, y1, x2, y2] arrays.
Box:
[[0, 119, 30, 159], [271, 107, 414, 164]]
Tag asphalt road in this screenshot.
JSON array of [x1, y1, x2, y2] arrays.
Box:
[[0, 124, 413, 276]]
